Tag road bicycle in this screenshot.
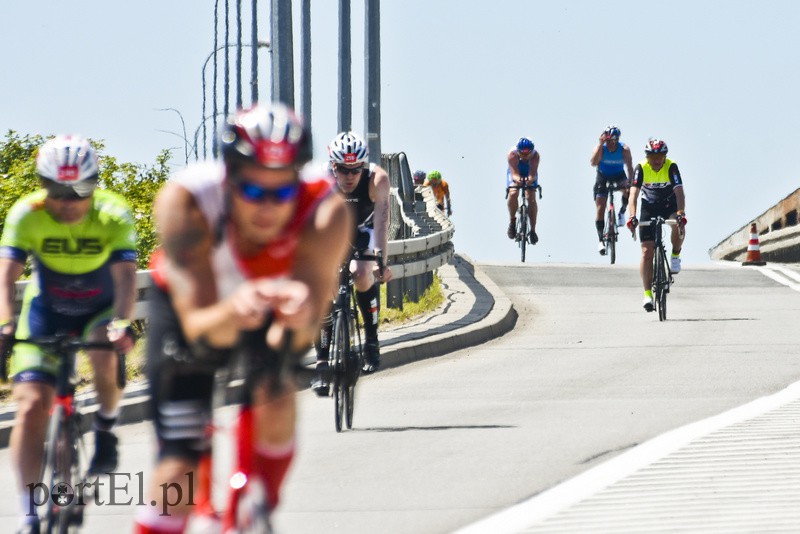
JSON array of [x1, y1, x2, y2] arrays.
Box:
[[601, 181, 621, 264], [636, 217, 681, 321], [325, 250, 383, 433], [1, 334, 124, 534], [505, 179, 542, 263]]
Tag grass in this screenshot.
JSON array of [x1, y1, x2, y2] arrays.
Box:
[[0, 274, 446, 405]]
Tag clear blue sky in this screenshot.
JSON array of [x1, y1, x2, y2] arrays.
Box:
[[3, 1, 799, 266]]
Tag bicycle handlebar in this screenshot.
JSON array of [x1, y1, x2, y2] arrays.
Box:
[[505, 182, 543, 199]]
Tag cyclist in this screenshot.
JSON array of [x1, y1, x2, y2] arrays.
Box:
[[312, 131, 393, 396], [413, 169, 426, 186], [0, 135, 137, 534], [506, 137, 540, 244], [134, 103, 352, 533], [590, 125, 634, 255], [423, 170, 452, 216], [626, 138, 687, 312]]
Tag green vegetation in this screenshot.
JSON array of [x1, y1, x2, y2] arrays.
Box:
[[380, 273, 445, 325]]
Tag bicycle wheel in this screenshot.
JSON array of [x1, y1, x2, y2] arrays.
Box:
[[607, 207, 617, 265], [331, 311, 348, 433], [344, 309, 359, 429], [518, 204, 527, 263], [41, 406, 77, 534], [654, 248, 668, 322]]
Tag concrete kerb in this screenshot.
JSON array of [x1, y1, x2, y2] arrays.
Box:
[[0, 254, 516, 448]]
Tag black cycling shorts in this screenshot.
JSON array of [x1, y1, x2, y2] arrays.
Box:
[[146, 279, 278, 463], [639, 197, 678, 242], [594, 171, 629, 199]]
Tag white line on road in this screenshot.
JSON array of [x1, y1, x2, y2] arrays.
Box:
[[455, 379, 800, 534], [755, 266, 800, 292]]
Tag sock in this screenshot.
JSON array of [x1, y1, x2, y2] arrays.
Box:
[[93, 411, 118, 432], [671, 253, 680, 259], [133, 505, 188, 533], [356, 285, 379, 344], [595, 220, 605, 240], [644, 289, 653, 299], [253, 439, 296, 509], [620, 196, 629, 213], [315, 313, 333, 361]]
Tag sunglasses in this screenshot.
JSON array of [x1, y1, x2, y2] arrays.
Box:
[[335, 165, 364, 176], [45, 181, 95, 200], [233, 178, 300, 203]]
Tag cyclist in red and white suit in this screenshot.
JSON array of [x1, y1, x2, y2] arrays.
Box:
[[134, 103, 352, 533]]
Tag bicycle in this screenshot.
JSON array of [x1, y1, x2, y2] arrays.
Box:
[[324, 250, 383, 433], [601, 180, 620, 264], [0, 334, 124, 534], [185, 330, 319, 532], [505, 179, 542, 263], [634, 217, 682, 321]]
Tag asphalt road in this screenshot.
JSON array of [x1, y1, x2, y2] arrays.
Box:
[[1, 262, 799, 533]]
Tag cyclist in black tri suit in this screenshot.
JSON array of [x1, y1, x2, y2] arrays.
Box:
[[312, 132, 393, 395], [626, 138, 687, 312]]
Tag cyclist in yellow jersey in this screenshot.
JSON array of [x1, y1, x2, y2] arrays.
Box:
[[626, 138, 687, 312], [423, 170, 452, 216], [0, 135, 137, 533]]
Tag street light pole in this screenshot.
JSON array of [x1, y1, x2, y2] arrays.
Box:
[[202, 41, 270, 159], [155, 108, 190, 164]]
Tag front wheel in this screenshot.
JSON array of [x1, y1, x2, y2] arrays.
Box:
[[607, 207, 617, 265], [331, 311, 349, 433], [654, 248, 668, 321], [518, 204, 528, 263], [41, 406, 77, 534]]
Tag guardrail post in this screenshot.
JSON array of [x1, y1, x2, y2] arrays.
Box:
[[386, 278, 403, 310]]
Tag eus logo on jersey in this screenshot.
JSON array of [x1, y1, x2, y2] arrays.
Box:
[[42, 238, 103, 255]]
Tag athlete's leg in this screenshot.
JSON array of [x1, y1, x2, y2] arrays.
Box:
[[640, 241, 655, 290]]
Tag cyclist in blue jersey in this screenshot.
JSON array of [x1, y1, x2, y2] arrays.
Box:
[[626, 138, 687, 311], [506, 137, 540, 244], [0, 135, 137, 534], [590, 125, 634, 255]]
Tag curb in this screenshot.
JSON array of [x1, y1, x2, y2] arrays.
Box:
[[0, 255, 515, 448]]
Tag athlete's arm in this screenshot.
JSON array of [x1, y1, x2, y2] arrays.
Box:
[[670, 163, 686, 213], [507, 150, 523, 184], [0, 258, 24, 326], [269, 194, 353, 351], [627, 164, 644, 219], [590, 140, 604, 167], [370, 165, 392, 257], [110, 261, 137, 322], [153, 182, 239, 347], [529, 152, 541, 180], [623, 145, 635, 181]]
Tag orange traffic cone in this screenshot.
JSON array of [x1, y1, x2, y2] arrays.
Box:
[[742, 223, 767, 266]]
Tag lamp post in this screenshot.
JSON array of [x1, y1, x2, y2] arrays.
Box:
[[155, 108, 190, 164], [192, 113, 227, 161], [202, 41, 271, 159]]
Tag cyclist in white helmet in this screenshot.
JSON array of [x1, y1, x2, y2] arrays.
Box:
[[312, 131, 393, 395], [0, 135, 138, 534]]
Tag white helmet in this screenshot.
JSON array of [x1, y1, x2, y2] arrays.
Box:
[[328, 132, 369, 164], [36, 135, 99, 197]]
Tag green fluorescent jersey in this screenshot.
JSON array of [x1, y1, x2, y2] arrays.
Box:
[[0, 189, 137, 315]]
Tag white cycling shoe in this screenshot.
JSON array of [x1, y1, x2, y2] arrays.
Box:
[[642, 296, 655, 312], [597, 241, 606, 255], [670, 256, 682, 273]]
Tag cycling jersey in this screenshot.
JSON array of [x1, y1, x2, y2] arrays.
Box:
[[0, 189, 136, 382], [0, 189, 137, 315], [149, 161, 333, 297], [506, 148, 539, 188], [632, 158, 683, 204], [423, 179, 450, 208], [336, 163, 377, 229], [598, 143, 627, 175]]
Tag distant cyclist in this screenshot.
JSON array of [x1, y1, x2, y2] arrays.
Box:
[[412, 169, 426, 186], [506, 137, 540, 244], [0, 135, 137, 534], [423, 170, 452, 216], [626, 138, 687, 311], [313, 131, 393, 396], [590, 125, 634, 255]]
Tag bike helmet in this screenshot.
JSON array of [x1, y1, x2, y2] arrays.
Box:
[[428, 170, 442, 183], [220, 102, 312, 168], [644, 138, 669, 154], [516, 137, 534, 153], [604, 125, 621, 139], [36, 135, 99, 197], [413, 170, 426, 184], [328, 132, 369, 164]]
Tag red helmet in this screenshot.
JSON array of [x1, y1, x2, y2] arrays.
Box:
[[644, 138, 668, 154], [220, 103, 312, 168]]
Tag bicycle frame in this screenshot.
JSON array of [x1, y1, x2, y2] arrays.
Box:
[[639, 217, 679, 321], [602, 181, 619, 264], [506, 180, 542, 263]]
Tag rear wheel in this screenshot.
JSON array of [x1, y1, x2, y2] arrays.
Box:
[[654, 248, 668, 321], [42, 406, 78, 534], [345, 311, 359, 429], [518, 204, 528, 263], [331, 311, 348, 433]]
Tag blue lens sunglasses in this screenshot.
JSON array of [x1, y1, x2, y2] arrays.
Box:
[[233, 179, 300, 203]]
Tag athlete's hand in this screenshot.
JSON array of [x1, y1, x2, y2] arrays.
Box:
[[675, 212, 687, 228], [447, 207, 452, 216], [600, 132, 609, 143], [627, 216, 639, 237], [107, 319, 136, 354], [230, 279, 311, 330]]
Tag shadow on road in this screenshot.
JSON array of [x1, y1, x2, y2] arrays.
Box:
[[355, 424, 515, 433]]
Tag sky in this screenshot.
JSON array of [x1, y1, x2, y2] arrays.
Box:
[[3, 0, 800, 266]]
